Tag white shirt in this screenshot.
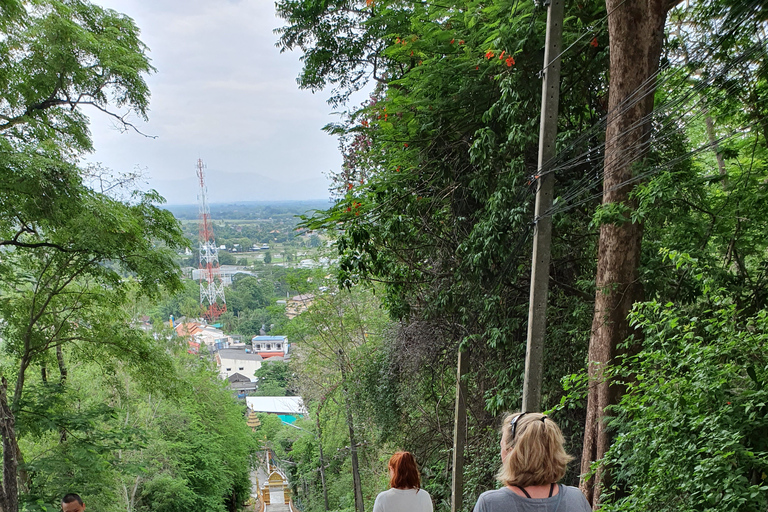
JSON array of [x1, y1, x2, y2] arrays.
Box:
[[372, 488, 433, 512]]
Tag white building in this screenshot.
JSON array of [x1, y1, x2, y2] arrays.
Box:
[[216, 348, 263, 381], [190, 265, 255, 286]]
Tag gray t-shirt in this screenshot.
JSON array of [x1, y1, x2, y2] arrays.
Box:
[[473, 485, 591, 512]]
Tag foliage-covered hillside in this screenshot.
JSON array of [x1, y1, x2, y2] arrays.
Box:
[[0, 1, 257, 510], [265, 0, 768, 511]]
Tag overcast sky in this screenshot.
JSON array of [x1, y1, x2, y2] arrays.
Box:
[[87, 0, 348, 205]]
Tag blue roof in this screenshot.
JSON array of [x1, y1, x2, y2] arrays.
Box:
[[251, 335, 287, 341]]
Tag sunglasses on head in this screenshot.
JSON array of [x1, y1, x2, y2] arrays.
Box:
[[509, 413, 547, 440]]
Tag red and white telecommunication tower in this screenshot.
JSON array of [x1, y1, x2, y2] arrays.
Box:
[[196, 158, 226, 320]]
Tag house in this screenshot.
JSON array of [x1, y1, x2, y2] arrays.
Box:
[[227, 373, 258, 397], [298, 259, 316, 269], [250, 335, 289, 359], [175, 321, 231, 349], [285, 294, 314, 319], [216, 348, 263, 381]]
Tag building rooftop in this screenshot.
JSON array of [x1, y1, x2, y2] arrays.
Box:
[[251, 335, 288, 342], [228, 373, 252, 383], [289, 294, 314, 302], [246, 396, 306, 415], [218, 349, 264, 362]]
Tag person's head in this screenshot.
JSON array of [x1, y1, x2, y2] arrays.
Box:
[[497, 412, 573, 488], [388, 451, 421, 490], [61, 494, 85, 512]]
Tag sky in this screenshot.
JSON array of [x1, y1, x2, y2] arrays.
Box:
[[87, 0, 349, 205]]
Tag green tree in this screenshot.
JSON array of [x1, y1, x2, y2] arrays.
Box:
[[283, 0, 605, 503], [277, 0, 768, 510], [0, 192, 187, 510], [218, 251, 236, 265], [602, 287, 768, 512], [228, 275, 271, 314], [253, 360, 292, 396], [0, 0, 155, 254], [287, 286, 389, 512], [0, 2, 191, 511], [582, 1, 768, 502], [24, 335, 259, 512]]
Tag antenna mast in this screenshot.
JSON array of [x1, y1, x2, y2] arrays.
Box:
[[196, 158, 226, 320]]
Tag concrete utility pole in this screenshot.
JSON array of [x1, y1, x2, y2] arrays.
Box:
[[450, 349, 469, 512], [522, 0, 564, 413]]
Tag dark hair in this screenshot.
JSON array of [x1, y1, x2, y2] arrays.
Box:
[[389, 451, 421, 490], [61, 494, 83, 505]]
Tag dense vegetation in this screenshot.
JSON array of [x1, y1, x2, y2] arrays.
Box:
[[0, 1, 256, 510], [262, 0, 768, 511], [168, 201, 327, 256]]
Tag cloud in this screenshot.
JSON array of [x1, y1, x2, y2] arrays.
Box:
[[87, 0, 342, 204]]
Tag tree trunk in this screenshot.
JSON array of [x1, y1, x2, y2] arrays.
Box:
[[315, 410, 330, 512], [580, 0, 673, 507], [704, 111, 727, 182], [57, 345, 68, 443], [338, 354, 364, 512], [0, 378, 19, 512]]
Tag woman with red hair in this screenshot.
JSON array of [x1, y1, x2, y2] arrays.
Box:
[[372, 451, 433, 512]]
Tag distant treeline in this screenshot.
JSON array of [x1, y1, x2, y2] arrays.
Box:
[[167, 200, 333, 220]]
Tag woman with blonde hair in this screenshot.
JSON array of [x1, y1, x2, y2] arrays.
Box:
[[473, 412, 590, 512], [372, 451, 433, 512]]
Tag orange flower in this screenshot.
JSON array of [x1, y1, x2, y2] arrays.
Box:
[[404, 143, 409, 148], [410, 50, 414, 56], [360, 179, 364, 184], [485, 50, 494, 59], [346, 206, 351, 212], [590, 37, 598, 48], [506, 56, 515, 67], [476, 65, 479, 70], [499, 50, 505, 60], [396, 167, 401, 172], [355, 211, 360, 216], [459, 40, 464, 45], [347, 183, 353, 190], [450, 38, 455, 44]]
